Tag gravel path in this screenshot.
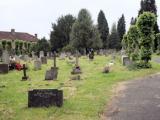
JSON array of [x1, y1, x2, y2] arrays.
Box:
[[103, 73, 160, 120]]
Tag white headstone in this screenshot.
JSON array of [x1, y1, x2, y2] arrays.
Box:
[[40, 51, 44, 58]]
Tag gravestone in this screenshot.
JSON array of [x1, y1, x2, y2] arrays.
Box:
[[28, 89, 63, 107], [22, 64, 29, 81], [45, 52, 58, 80], [41, 57, 47, 64], [71, 51, 82, 74], [45, 67, 58, 80], [14, 55, 20, 63], [24, 55, 29, 61], [0, 64, 9, 74], [59, 53, 66, 60], [122, 55, 131, 66], [34, 60, 41, 70], [40, 51, 44, 58], [2, 50, 10, 64], [31, 51, 35, 58], [89, 50, 94, 60]]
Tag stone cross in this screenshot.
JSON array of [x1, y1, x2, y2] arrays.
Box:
[[53, 52, 56, 68], [75, 50, 79, 67], [22, 64, 28, 80]]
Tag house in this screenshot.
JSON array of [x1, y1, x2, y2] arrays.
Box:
[[0, 29, 38, 53]]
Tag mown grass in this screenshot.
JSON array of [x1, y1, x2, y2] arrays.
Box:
[[0, 55, 160, 120]]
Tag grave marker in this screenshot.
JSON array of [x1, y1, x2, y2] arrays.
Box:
[[34, 60, 41, 70], [28, 89, 63, 107], [22, 64, 28, 81], [41, 57, 47, 64], [122, 55, 131, 66], [45, 52, 58, 80], [40, 51, 44, 58], [2, 50, 10, 64], [0, 64, 9, 74]]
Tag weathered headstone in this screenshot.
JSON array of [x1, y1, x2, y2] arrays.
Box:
[[59, 53, 66, 60], [28, 89, 63, 107], [34, 60, 41, 70], [2, 50, 10, 64], [45, 67, 58, 80], [122, 55, 131, 66], [22, 64, 28, 81], [71, 51, 82, 74], [0, 64, 9, 74], [45, 52, 58, 80], [40, 51, 44, 58], [41, 57, 47, 64]]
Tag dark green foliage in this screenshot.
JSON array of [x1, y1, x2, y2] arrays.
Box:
[[127, 25, 140, 61], [117, 14, 126, 42], [70, 9, 102, 51], [156, 33, 160, 54], [50, 14, 76, 51], [97, 10, 109, 49], [108, 23, 120, 50], [2, 41, 6, 49], [137, 12, 156, 67], [138, 0, 157, 16], [32, 37, 50, 55], [138, 0, 159, 50]]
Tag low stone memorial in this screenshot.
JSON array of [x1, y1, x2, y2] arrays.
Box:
[[41, 57, 47, 64], [122, 55, 131, 66], [22, 64, 29, 81], [0, 64, 9, 74], [28, 89, 63, 107], [34, 60, 41, 70], [45, 52, 58, 80]]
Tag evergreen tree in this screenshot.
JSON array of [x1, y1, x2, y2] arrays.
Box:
[[127, 25, 140, 61], [137, 12, 156, 68], [97, 10, 109, 49], [50, 14, 76, 51], [70, 9, 102, 51], [117, 14, 126, 43], [138, 0, 159, 50], [108, 23, 120, 50], [32, 37, 50, 56]]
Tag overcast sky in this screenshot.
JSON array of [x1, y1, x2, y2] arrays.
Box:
[[1, 0, 160, 39]]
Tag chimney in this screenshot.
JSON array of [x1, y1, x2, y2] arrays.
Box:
[[11, 29, 15, 35], [35, 34, 38, 38]]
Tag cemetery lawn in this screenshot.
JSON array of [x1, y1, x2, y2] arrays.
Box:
[[1, 55, 160, 120]]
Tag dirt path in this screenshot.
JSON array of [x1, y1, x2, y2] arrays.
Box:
[[103, 73, 160, 120]]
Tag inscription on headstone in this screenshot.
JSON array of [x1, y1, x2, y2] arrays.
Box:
[[28, 89, 63, 107]]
